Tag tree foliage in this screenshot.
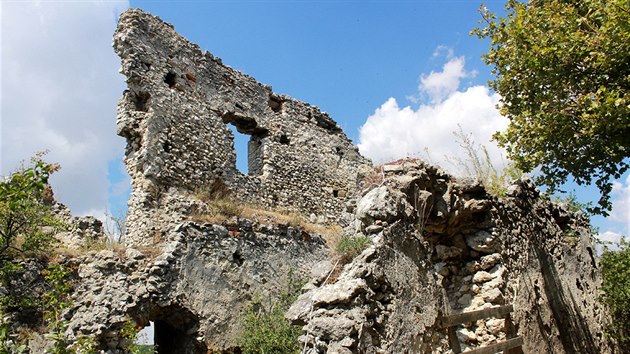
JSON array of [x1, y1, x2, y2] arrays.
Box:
[[473, 0, 630, 215]]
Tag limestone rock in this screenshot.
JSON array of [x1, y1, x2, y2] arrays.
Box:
[[356, 186, 409, 224], [311, 279, 368, 306], [465, 231, 499, 253], [435, 245, 463, 261]]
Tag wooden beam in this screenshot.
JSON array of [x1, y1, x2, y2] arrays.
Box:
[[463, 337, 524, 354], [448, 326, 463, 354], [439, 305, 514, 328]]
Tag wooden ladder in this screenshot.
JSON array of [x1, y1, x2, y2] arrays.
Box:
[[437, 304, 524, 354]]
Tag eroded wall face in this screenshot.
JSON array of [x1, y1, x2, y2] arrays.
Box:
[[287, 161, 611, 354], [114, 9, 370, 246]]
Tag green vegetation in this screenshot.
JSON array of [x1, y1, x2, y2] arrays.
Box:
[[0, 320, 27, 353], [240, 273, 303, 354], [43, 262, 74, 354], [552, 191, 592, 214], [0, 155, 63, 264], [473, 0, 630, 215], [43, 261, 100, 354], [336, 234, 371, 264], [600, 239, 630, 346], [0, 157, 102, 352], [0, 156, 65, 350]]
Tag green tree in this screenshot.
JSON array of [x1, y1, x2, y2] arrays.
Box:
[[600, 239, 630, 347], [473, 0, 630, 215]]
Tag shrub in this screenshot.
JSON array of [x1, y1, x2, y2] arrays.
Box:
[[336, 234, 371, 264], [42, 262, 75, 354], [240, 273, 303, 354], [0, 318, 27, 354], [552, 191, 592, 214], [120, 318, 154, 354], [0, 155, 64, 263], [105, 209, 127, 244]]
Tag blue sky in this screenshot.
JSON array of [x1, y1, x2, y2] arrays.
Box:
[[131, 0, 497, 142], [1, 0, 627, 244]]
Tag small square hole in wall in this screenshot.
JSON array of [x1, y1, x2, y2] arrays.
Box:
[[164, 72, 177, 88]]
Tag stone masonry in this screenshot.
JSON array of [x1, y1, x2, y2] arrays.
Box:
[[113, 9, 370, 247]]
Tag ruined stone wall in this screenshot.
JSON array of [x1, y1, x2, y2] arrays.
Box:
[[66, 220, 329, 352], [288, 160, 612, 353], [113, 9, 369, 247]]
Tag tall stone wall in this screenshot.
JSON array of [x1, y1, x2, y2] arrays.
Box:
[[113, 9, 370, 247]]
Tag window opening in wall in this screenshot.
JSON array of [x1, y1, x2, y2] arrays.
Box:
[[163, 140, 172, 153], [228, 123, 250, 175], [232, 250, 244, 266], [134, 91, 151, 112], [223, 114, 268, 176], [268, 95, 283, 113]]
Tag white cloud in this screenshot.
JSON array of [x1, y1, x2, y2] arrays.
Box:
[[609, 174, 630, 235], [1, 0, 129, 217], [598, 231, 624, 245], [432, 45, 455, 60], [420, 56, 473, 103], [596, 230, 626, 253], [358, 53, 509, 175]]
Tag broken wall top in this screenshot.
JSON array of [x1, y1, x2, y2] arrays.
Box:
[[114, 9, 370, 246]]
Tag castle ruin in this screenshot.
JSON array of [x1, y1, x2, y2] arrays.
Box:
[[50, 9, 615, 354]]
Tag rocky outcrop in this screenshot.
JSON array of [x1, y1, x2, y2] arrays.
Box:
[[288, 160, 611, 353]]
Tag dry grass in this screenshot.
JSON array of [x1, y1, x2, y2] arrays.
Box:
[[136, 244, 163, 259], [54, 238, 129, 259], [194, 178, 231, 201], [360, 165, 385, 190], [190, 191, 345, 253], [191, 198, 341, 236]]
